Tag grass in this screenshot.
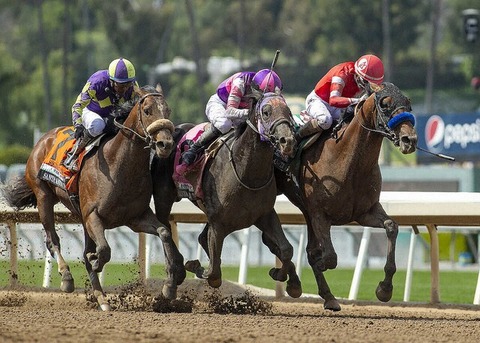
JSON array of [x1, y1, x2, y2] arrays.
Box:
[[1, 260, 478, 305]]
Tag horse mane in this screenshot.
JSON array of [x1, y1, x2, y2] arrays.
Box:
[[111, 85, 157, 119]]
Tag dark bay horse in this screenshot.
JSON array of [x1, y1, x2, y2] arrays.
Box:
[[275, 82, 418, 311], [3, 85, 186, 311], [152, 91, 303, 297]]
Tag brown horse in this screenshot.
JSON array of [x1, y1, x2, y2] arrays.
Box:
[[3, 85, 186, 311], [152, 91, 303, 297], [275, 82, 418, 311]]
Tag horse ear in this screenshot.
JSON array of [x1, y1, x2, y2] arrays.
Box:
[[274, 86, 282, 95], [156, 83, 164, 95]]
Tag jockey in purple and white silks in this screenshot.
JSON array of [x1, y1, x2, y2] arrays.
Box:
[[181, 69, 283, 166], [65, 58, 138, 171]]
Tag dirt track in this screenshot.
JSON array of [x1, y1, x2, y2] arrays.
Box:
[[1, 279, 479, 343]]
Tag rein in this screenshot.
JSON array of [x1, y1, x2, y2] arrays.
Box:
[[227, 93, 291, 191], [113, 92, 166, 149], [355, 83, 415, 146]]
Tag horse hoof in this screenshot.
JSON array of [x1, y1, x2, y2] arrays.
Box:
[[100, 303, 111, 311], [269, 268, 287, 282], [207, 278, 222, 288], [286, 280, 302, 298], [185, 259, 201, 273], [324, 299, 341, 311], [162, 284, 177, 300], [376, 281, 393, 302], [286, 284, 302, 298], [60, 279, 75, 293], [60, 271, 75, 293]]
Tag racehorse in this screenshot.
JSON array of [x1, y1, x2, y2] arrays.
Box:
[[3, 85, 186, 311], [275, 82, 418, 311], [152, 91, 303, 297]]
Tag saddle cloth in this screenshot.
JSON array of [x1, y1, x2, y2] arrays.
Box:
[[37, 127, 99, 193]]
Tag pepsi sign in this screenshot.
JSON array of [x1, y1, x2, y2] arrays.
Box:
[[416, 112, 480, 163]]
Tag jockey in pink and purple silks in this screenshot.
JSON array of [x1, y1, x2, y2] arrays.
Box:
[[181, 69, 283, 166], [64, 57, 139, 171]]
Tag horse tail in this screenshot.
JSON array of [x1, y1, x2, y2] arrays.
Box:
[[2, 176, 37, 210]]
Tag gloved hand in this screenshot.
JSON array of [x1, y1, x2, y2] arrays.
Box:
[[74, 125, 85, 139], [225, 107, 249, 119]]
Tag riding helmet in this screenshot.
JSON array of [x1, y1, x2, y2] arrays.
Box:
[[108, 58, 136, 83], [354, 54, 384, 84], [252, 69, 283, 92]]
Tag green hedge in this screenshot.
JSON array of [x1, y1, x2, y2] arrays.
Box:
[[0, 144, 31, 166]]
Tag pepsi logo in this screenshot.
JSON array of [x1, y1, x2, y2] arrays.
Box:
[[425, 115, 445, 152]]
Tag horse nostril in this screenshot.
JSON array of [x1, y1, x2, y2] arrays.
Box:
[[279, 137, 287, 145]]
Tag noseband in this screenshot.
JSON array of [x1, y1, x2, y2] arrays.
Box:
[[358, 83, 415, 146], [114, 92, 169, 149]]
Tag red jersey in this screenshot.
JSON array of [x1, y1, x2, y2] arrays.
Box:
[[314, 62, 362, 108]]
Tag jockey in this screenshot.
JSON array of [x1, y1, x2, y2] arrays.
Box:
[[64, 57, 138, 171], [296, 54, 384, 141], [181, 68, 283, 166]]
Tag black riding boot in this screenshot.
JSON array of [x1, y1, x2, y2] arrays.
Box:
[[295, 119, 323, 142], [182, 125, 221, 166], [64, 131, 95, 171]]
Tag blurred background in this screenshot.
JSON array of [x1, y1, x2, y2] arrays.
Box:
[[0, 0, 479, 150]]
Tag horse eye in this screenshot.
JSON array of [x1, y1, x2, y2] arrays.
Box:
[[262, 105, 271, 118]]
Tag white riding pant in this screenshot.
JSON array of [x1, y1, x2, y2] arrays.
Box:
[[305, 90, 342, 130], [205, 94, 246, 134], [81, 108, 106, 137]]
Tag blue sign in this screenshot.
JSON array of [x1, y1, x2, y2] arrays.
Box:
[[416, 112, 480, 163]]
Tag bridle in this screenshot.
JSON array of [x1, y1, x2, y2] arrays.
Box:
[[114, 92, 169, 149], [245, 92, 295, 149], [356, 83, 415, 146], [227, 92, 294, 191]]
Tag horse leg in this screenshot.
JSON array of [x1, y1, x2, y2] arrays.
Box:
[[83, 232, 110, 311], [202, 223, 225, 288], [36, 192, 74, 293], [83, 214, 111, 273], [254, 210, 302, 298], [305, 227, 341, 311], [130, 211, 186, 300], [356, 201, 398, 302], [185, 223, 208, 278]]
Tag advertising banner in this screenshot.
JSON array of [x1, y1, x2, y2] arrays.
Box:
[[416, 112, 480, 164]]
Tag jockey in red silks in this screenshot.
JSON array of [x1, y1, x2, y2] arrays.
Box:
[[296, 54, 384, 140], [181, 69, 283, 166]]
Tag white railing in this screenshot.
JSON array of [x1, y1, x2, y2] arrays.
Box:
[[1, 192, 480, 304]]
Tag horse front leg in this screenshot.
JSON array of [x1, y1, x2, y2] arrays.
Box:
[[202, 223, 225, 288], [83, 231, 110, 311], [255, 210, 302, 298], [130, 212, 186, 300], [356, 201, 398, 302], [305, 224, 341, 311], [185, 223, 208, 279], [37, 196, 74, 293]]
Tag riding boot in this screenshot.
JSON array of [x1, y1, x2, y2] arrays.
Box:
[[182, 125, 221, 166], [64, 131, 95, 171], [295, 119, 323, 142]]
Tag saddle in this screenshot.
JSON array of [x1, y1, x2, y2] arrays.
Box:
[[37, 127, 101, 194], [173, 123, 232, 202]]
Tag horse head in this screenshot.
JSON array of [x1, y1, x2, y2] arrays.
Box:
[[360, 82, 417, 154], [121, 84, 175, 158], [251, 90, 297, 158]]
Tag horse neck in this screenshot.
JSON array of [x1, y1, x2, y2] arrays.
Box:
[[232, 121, 273, 179], [328, 110, 384, 170], [107, 115, 151, 172]]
